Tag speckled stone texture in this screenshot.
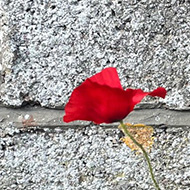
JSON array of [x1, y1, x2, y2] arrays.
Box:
[[1, 0, 190, 108], [1, 124, 190, 190]]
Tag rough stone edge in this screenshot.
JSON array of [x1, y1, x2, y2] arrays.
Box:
[[0, 1, 15, 99], [0, 104, 190, 130], [1, 3, 13, 69]]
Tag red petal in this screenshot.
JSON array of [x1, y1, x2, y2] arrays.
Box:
[[63, 67, 167, 124], [148, 87, 167, 98], [125, 87, 167, 110], [89, 67, 123, 89], [64, 80, 131, 124]]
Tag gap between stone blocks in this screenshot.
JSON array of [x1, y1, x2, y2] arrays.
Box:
[[1, 105, 190, 130]]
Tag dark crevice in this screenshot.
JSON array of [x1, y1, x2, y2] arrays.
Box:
[[21, 100, 41, 108]]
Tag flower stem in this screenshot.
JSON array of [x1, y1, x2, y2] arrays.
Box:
[[119, 121, 161, 190]]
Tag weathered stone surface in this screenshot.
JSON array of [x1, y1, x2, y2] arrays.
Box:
[[1, 121, 190, 190], [0, 0, 190, 109], [0, 2, 14, 81], [1, 1, 190, 189]]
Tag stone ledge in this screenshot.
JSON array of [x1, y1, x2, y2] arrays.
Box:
[[0, 105, 190, 129]]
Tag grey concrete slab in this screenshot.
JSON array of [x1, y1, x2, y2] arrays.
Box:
[[1, 122, 190, 190], [1, 2, 190, 189], [1, 0, 190, 110]]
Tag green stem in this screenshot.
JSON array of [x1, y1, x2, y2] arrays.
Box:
[[119, 121, 161, 190]]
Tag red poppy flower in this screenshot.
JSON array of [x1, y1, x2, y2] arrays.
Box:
[[63, 67, 166, 124]]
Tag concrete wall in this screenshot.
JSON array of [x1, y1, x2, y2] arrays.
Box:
[[1, 0, 190, 190], [1, 0, 190, 109]]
